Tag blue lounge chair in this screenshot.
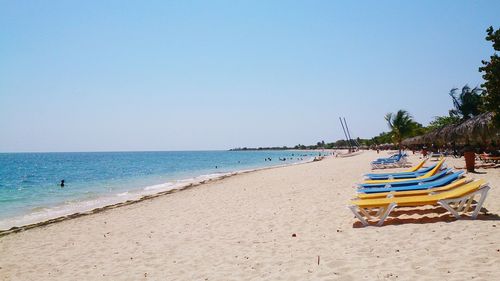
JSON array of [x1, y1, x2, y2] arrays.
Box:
[[357, 171, 464, 194], [373, 153, 406, 163], [358, 168, 451, 188], [374, 153, 402, 162], [371, 153, 408, 169], [364, 164, 438, 180]]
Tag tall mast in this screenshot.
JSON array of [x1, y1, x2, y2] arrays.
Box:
[[339, 117, 352, 151], [343, 117, 358, 148]]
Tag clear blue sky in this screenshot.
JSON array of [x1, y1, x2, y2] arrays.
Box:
[[1, 1, 499, 152]]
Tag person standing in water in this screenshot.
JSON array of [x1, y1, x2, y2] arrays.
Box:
[[60, 180, 65, 187]]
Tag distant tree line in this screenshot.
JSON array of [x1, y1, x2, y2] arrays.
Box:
[[230, 146, 294, 151]]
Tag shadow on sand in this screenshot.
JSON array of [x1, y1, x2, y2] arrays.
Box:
[[352, 205, 500, 228]]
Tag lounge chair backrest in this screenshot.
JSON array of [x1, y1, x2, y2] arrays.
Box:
[[423, 168, 450, 181], [405, 158, 427, 172], [422, 158, 445, 177]]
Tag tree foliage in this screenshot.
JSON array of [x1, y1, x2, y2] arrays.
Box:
[[384, 110, 416, 150], [448, 85, 484, 120], [479, 26, 500, 127], [427, 115, 460, 130], [408, 121, 428, 137], [370, 132, 392, 145]]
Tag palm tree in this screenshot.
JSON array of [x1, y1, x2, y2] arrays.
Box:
[[449, 85, 484, 120], [385, 110, 415, 152]]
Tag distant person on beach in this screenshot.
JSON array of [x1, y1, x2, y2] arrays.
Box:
[[60, 180, 65, 187]]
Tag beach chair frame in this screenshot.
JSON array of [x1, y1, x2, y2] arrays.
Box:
[[437, 185, 489, 220], [349, 203, 397, 226], [364, 159, 432, 180], [349, 184, 490, 227]]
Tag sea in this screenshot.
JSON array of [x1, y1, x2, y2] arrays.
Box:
[[0, 150, 320, 230]]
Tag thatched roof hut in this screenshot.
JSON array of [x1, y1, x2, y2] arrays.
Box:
[[402, 135, 424, 146], [402, 112, 499, 147]]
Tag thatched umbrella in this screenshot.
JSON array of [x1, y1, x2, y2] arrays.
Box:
[[447, 112, 499, 145], [401, 136, 424, 146], [401, 112, 499, 147]]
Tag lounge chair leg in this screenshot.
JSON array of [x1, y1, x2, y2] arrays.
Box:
[[373, 208, 384, 217], [349, 206, 369, 226], [463, 195, 475, 213], [463, 199, 472, 213], [376, 203, 396, 226], [471, 186, 490, 219], [456, 198, 467, 212], [438, 201, 461, 219], [359, 207, 377, 219], [438, 185, 490, 219]]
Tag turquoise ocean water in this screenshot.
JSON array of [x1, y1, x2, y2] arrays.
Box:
[[0, 150, 318, 230]]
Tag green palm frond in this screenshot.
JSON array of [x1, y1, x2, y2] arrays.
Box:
[[385, 110, 416, 150]]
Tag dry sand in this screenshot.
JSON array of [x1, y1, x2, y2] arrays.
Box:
[[0, 150, 499, 280]]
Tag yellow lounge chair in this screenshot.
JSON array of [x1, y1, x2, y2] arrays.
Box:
[[349, 179, 489, 226], [405, 158, 428, 172], [363, 158, 445, 184], [356, 178, 472, 199]]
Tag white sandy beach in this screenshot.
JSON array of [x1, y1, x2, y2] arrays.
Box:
[[0, 150, 499, 280]]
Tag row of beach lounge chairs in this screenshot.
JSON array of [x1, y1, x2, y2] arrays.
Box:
[[349, 157, 491, 226]]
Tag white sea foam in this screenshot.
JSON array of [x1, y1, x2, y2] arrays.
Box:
[[143, 182, 175, 191], [0, 195, 126, 230]]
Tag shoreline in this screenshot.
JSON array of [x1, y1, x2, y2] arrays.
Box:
[[0, 155, 323, 237], [1, 151, 497, 280]]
